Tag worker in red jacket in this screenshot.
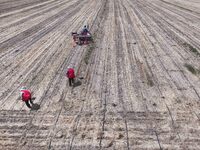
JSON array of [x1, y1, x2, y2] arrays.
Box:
[[20, 87, 33, 109], [66, 67, 75, 86]]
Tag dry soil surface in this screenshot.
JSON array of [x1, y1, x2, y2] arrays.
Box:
[[0, 0, 200, 149]]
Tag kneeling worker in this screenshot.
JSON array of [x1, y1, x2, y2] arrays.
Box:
[[20, 87, 33, 109]]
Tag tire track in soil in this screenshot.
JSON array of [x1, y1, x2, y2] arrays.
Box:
[[112, 0, 131, 149], [46, 90, 67, 150], [98, 32, 110, 149]]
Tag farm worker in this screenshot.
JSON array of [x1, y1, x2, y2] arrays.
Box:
[[81, 25, 91, 44], [81, 25, 89, 35], [66, 67, 75, 86], [20, 87, 33, 109]]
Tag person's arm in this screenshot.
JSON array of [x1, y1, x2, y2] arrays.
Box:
[[20, 92, 24, 100], [19, 91, 23, 100]]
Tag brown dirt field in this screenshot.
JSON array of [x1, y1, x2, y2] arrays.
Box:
[[0, 0, 200, 149]]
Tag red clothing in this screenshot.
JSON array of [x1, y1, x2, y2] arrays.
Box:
[[67, 68, 75, 79], [21, 90, 31, 101]]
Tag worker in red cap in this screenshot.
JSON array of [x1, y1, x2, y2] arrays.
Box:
[[66, 67, 75, 86], [20, 87, 33, 109]]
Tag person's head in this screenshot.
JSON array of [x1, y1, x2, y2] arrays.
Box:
[[67, 66, 73, 71], [20, 86, 27, 91], [68, 64, 74, 69]]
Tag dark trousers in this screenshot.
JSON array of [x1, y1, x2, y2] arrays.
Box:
[[69, 78, 74, 86], [25, 99, 33, 109]]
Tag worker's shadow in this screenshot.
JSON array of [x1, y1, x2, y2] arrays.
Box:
[[73, 79, 82, 88], [31, 97, 40, 110], [31, 103, 40, 110]]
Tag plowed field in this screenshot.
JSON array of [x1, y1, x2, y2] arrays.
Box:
[[0, 0, 200, 149]]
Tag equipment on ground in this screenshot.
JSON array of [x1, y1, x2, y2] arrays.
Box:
[[72, 27, 93, 45]]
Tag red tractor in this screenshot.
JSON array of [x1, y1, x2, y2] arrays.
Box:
[[72, 26, 93, 45]]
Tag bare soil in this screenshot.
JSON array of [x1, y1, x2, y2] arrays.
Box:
[[0, 0, 200, 149]]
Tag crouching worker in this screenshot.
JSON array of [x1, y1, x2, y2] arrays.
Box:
[[20, 87, 33, 109], [66, 67, 75, 86]]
